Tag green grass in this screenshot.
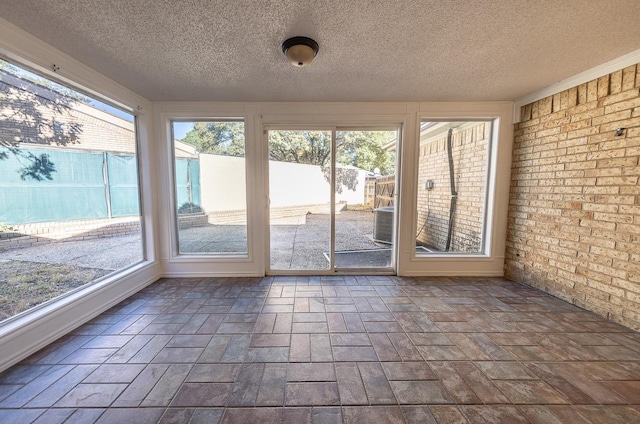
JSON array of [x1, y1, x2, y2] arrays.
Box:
[[345, 203, 374, 212], [0, 260, 111, 321]]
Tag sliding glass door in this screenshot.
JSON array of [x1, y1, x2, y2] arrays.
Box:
[[266, 127, 399, 274]]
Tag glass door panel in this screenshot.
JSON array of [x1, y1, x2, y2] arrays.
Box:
[[334, 130, 398, 269], [268, 130, 332, 271]]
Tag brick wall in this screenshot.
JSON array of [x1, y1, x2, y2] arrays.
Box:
[[0, 217, 140, 252], [505, 64, 640, 330], [416, 122, 488, 252], [0, 70, 135, 154]]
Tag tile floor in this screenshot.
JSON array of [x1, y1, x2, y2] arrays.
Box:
[[1, 276, 640, 423]]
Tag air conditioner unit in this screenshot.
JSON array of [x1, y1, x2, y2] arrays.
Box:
[[373, 206, 394, 244]]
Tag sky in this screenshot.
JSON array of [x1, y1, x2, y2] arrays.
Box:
[[88, 100, 133, 122], [173, 122, 194, 140]]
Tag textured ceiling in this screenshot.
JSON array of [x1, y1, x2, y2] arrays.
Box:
[[0, 1, 639, 102]]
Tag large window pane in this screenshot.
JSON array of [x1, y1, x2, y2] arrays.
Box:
[[172, 121, 248, 255], [415, 121, 491, 254], [0, 59, 144, 322]]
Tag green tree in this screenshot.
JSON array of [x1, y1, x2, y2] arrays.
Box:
[[182, 122, 396, 175], [268, 130, 396, 174], [181, 121, 245, 156], [336, 131, 396, 175], [268, 130, 331, 165]]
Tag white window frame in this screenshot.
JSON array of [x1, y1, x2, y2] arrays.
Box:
[[168, 118, 250, 258], [398, 103, 513, 276], [0, 26, 159, 373], [155, 105, 263, 277]]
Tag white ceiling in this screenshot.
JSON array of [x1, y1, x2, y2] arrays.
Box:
[[0, 0, 639, 103]]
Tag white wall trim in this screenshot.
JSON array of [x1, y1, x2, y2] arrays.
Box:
[[0, 20, 162, 373], [512, 48, 640, 123], [162, 271, 263, 278], [0, 263, 161, 373], [403, 270, 505, 277], [399, 102, 513, 276], [403, 255, 506, 276]]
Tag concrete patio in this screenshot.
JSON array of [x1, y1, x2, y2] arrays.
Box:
[[178, 209, 392, 270], [0, 210, 388, 273]]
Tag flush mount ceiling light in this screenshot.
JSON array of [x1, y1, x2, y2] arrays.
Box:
[[282, 36, 319, 67]]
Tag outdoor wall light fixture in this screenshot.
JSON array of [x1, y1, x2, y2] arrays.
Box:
[[282, 36, 319, 67]]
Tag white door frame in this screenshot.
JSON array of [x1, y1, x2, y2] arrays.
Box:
[[263, 124, 402, 276]]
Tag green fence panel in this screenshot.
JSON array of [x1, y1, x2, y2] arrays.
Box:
[[189, 159, 201, 208], [175, 158, 202, 212], [1, 147, 200, 224], [174, 158, 189, 211], [107, 154, 140, 217], [0, 147, 107, 224]]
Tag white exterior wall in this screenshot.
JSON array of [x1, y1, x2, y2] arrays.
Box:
[[200, 155, 247, 212], [200, 154, 366, 212]]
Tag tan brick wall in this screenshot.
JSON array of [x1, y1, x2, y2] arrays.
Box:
[[505, 64, 640, 330], [416, 123, 488, 252]]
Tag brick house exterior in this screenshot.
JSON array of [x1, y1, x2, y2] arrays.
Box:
[[0, 69, 135, 153]]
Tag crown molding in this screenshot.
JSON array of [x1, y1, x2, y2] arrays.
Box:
[[513, 48, 640, 123]]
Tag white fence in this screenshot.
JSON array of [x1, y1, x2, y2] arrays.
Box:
[[199, 154, 366, 213]]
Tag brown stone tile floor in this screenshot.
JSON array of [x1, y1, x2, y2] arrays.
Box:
[[1, 276, 640, 423]]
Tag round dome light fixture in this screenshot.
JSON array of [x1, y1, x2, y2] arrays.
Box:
[[282, 36, 319, 67]]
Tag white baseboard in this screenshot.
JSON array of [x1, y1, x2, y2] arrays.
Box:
[[161, 271, 263, 278], [401, 270, 504, 277], [0, 262, 161, 373]]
